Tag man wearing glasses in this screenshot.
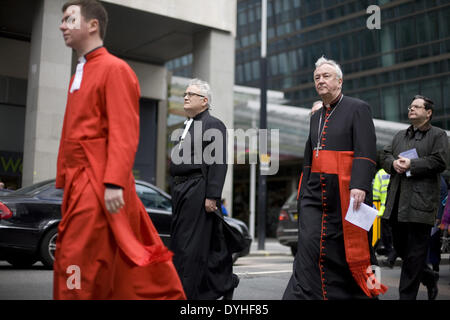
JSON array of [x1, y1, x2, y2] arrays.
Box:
[[382, 95, 449, 300], [169, 79, 239, 299]]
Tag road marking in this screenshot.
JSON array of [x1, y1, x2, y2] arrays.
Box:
[[235, 270, 292, 276]]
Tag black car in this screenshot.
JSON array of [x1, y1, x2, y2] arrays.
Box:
[[276, 191, 298, 256], [0, 179, 252, 268]]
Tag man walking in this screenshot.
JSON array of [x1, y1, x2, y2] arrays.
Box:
[[283, 57, 387, 300], [170, 78, 239, 299], [54, 0, 185, 299], [382, 95, 449, 300]]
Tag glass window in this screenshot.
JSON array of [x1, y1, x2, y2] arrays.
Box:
[[238, 10, 247, 26], [135, 184, 172, 211], [270, 55, 279, 75], [361, 30, 379, 56], [245, 62, 252, 81], [267, 1, 273, 17], [323, 0, 338, 7], [252, 60, 260, 80], [444, 76, 450, 114], [277, 24, 285, 36], [397, 18, 416, 49], [248, 6, 255, 23], [359, 89, 380, 116], [278, 53, 288, 74], [416, 15, 429, 43], [427, 11, 439, 41], [275, 0, 282, 14], [399, 82, 419, 121], [289, 50, 298, 71], [440, 7, 450, 38], [421, 78, 443, 117], [382, 86, 399, 121], [305, 0, 321, 12], [236, 64, 244, 84]]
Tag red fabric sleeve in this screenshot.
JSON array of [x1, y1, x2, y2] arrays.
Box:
[[103, 61, 141, 189]]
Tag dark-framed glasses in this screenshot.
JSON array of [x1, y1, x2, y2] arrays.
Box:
[[183, 92, 205, 98], [407, 105, 425, 111]]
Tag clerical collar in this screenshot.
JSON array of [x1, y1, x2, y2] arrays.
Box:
[[324, 93, 343, 109]]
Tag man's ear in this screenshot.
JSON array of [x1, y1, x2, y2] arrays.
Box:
[[88, 18, 100, 36]]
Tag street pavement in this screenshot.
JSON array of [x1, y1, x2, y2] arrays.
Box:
[[0, 238, 448, 300], [246, 238, 450, 300]]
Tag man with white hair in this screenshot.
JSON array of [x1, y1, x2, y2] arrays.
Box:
[[169, 78, 239, 299], [284, 57, 387, 300]]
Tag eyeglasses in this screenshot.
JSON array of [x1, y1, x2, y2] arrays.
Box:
[[183, 92, 205, 98], [407, 105, 425, 111]]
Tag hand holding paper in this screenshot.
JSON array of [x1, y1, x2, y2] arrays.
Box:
[[398, 148, 418, 177], [345, 197, 378, 231]]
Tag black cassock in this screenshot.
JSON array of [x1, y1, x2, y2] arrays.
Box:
[[169, 109, 233, 300], [283, 95, 380, 300]]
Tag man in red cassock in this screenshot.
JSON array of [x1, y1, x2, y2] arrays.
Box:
[[283, 56, 388, 299], [53, 0, 186, 300]]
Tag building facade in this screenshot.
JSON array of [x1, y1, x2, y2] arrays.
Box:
[[166, 0, 450, 234], [169, 0, 450, 130], [0, 0, 236, 212]]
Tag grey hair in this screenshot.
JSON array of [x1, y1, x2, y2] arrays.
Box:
[[314, 56, 343, 80], [188, 78, 212, 107]]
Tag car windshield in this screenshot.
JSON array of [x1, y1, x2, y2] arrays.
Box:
[[11, 180, 54, 196]]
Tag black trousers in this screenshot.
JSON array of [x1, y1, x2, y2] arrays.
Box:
[[380, 218, 397, 262], [390, 220, 434, 299]]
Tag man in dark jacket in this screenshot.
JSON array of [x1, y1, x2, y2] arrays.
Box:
[[382, 95, 449, 300], [169, 78, 238, 300]]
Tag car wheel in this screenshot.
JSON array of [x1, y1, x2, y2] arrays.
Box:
[[40, 227, 57, 269], [6, 254, 37, 268], [290, 245, 297, 256]]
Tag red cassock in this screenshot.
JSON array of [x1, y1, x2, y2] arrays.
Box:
[[53, 47, 186, 300]]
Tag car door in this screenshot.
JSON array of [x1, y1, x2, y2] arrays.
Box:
[[135, 183, 172, 246]]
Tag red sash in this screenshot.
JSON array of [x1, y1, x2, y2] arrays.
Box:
[[311, 150, 387, 298]]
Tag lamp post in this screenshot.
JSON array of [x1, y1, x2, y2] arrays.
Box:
[[257, 0, 268, 250]]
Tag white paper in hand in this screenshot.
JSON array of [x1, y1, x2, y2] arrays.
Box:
[[345, 197, 378, 231]]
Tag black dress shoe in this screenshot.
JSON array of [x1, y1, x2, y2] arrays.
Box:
[[427, 272, 439, 300], [223, 274, 240, 300]]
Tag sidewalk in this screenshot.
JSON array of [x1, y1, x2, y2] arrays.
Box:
[[248, 238, 450, 265], [249, 238, 292, 257]]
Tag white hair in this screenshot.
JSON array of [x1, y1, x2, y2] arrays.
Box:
[[188, 78, 212, 107], [314, 56, 343, 80]]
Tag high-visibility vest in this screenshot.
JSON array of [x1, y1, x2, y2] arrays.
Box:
[[372, 168, 390, 217]]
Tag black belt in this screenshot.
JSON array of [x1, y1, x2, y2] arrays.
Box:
[[173, 172, 203, 185]]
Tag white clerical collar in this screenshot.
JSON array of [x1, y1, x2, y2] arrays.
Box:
[[69, 56, 86, 93], [181, 118, 193, 141]]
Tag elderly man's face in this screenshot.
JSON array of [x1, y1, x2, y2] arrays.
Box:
[[313, 64, 342, 99], [183, 85, 208, 117]]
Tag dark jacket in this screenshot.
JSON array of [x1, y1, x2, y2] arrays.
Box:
[[382, 123, 449, 226]]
